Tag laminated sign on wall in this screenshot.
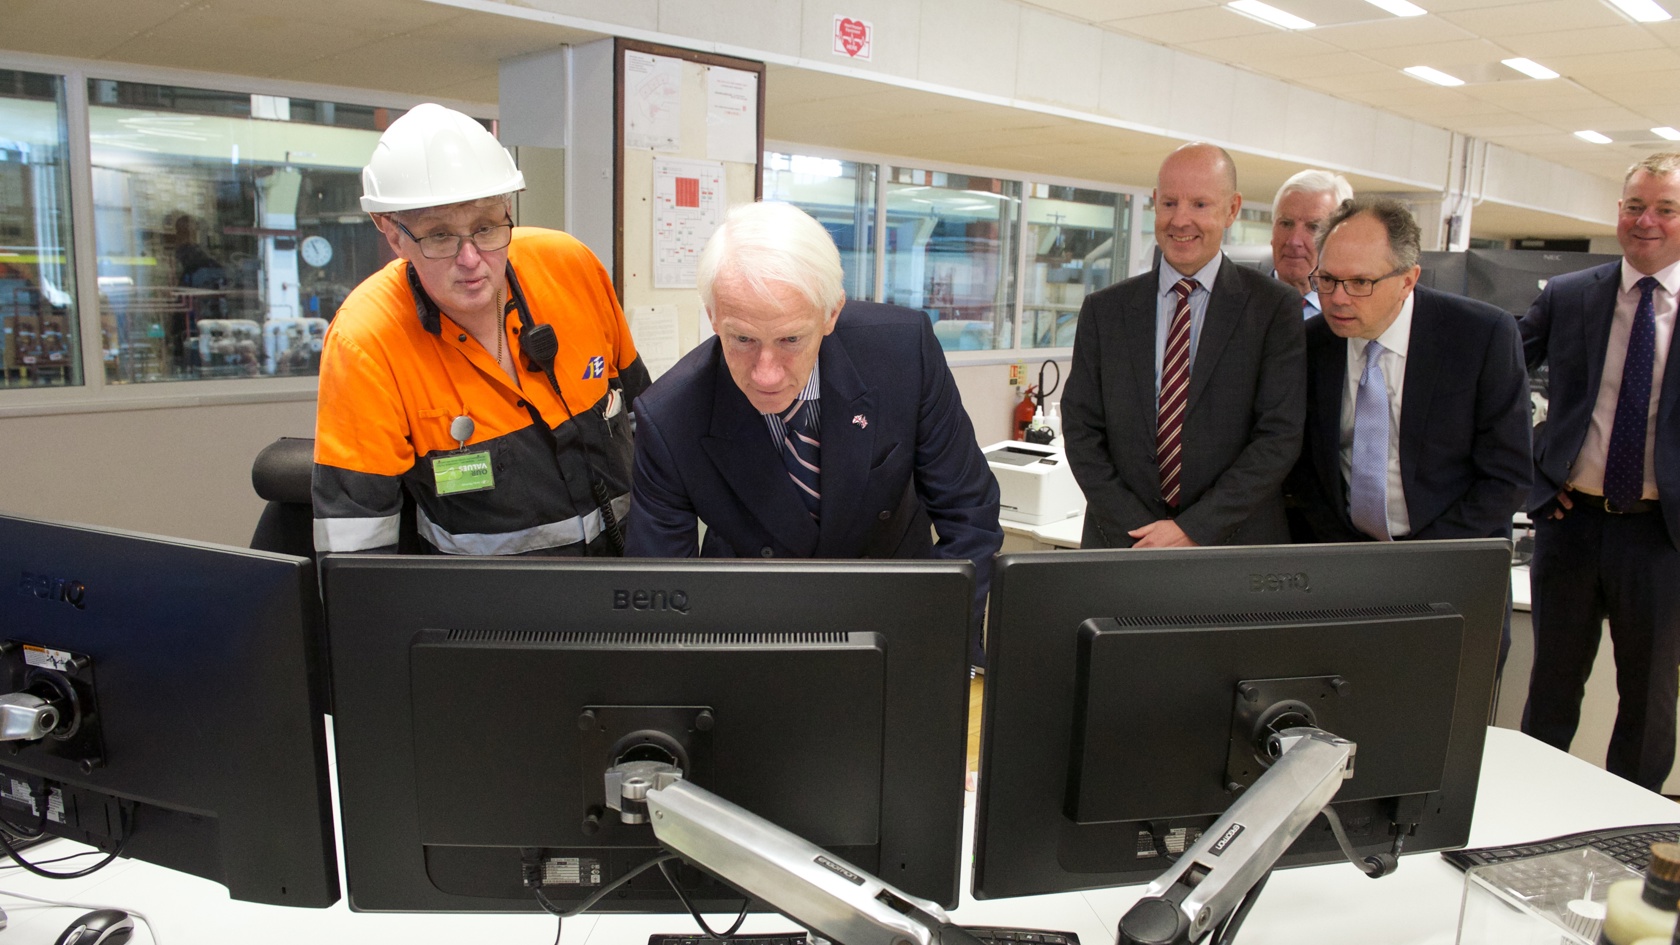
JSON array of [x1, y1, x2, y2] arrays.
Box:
[[652, 157, 726, 289]]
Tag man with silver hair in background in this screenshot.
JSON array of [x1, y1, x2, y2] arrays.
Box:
[[626, 201, 1003, 669], [1270, 169, 1353, 318]]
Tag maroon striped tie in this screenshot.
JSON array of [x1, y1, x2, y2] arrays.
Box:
[[1157, 278, 1197, 508]]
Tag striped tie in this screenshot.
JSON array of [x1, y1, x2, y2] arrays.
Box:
[[1157, 278, 1197, 507], [779, 399, 821, 520]]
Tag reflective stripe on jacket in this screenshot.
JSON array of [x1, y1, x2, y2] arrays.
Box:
[[313, 227, 650, 555]]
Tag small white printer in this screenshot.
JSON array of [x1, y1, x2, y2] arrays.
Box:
[[983, 441, 1086, 525]]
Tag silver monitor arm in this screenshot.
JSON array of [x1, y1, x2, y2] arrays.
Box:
[[604, 760, 983, 945], [1117, 728, 1356, 945]]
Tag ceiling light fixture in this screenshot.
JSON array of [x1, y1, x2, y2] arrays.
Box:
[[1653, 127, 1680, 141], [1364, 0, 1428, 15], [1604, 0, 1673, 22], [1403, 66, 1465, 87], [1574, 130, 1613, 144], [1226, 0, 1316, 30], [1501, 58, 1560, 80]]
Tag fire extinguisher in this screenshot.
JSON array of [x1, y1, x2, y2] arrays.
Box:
[[1013, 384, 1038, 440]]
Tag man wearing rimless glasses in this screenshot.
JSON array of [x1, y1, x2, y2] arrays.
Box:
[[1289, 196, 1530, 558], [313, 104, 649, 558]]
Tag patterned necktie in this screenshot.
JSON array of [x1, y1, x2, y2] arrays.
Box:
[[779, 399, 821, 520], [1157, 278, 1197, 507], [1604, 276, 1661, 509], [1349, 340, 1392, 541]]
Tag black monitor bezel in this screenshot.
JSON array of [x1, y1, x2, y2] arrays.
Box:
[[322, 554, 973, 913], [972, 539, 1510, 900], [0, 513, 339, 907]]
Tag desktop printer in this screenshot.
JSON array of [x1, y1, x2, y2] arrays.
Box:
[[983, 441, 1085, 526]]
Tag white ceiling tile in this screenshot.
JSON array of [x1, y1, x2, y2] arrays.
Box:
[[1101, 7, 1270, 44], [1307, 15, 1479, 52], [1437, 0, 1624, 35], [1022, 0, 1212, 21], [1504, 26, 1668, 57], [1359, 38, 1515, 70]]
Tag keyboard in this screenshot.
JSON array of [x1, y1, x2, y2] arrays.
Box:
[[1441, 822, 1680, 872], [649, 927, 1080, 944]]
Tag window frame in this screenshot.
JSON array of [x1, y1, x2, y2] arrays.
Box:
[[0, 49, 497, 419], [766, 140, 1150, 367]]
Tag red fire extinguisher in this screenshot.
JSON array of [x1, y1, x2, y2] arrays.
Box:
[[1013, 384, 1038, 440]]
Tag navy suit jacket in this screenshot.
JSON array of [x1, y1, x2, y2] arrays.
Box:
[[1292, 286, 1531, 542], [1061, 259, 1306, 547], [1522, 261, 1680, 548], [625, 301, 1003, 635]]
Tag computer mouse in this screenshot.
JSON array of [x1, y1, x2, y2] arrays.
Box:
[[54, 909, 133, 945]]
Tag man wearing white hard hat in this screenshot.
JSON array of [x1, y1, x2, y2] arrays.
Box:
[[312, 103, 650, 556]]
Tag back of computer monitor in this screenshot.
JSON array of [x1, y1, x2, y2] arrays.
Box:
[[973, 539, 1510, 900], [0, 514, 338, 906], [322, 555, 973, 913]]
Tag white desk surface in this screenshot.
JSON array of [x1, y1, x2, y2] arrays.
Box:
[[1, 728, 1673, 945]]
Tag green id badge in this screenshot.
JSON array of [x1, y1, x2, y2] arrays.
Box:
[[432, 450, 495, 496]]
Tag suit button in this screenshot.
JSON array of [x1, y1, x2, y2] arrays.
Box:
[[878, 510, 891, 521], [517, 399, 527, 408], [760, 546, 774, 557]]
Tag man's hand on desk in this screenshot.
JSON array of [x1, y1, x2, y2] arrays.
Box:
[[1128, 519, 1197, 548]]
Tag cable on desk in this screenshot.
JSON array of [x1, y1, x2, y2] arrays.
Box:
[[1210, 868, 1269, 945], [0, 887, 162, 945], [531, 850, 684, 942], [0, 805, 130, 880], [657, 857, 750, 941]]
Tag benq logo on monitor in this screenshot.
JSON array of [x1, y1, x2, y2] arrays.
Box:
[[18, 571, 86, 610], [612, 589, 689, 614], [1248, 571, 1310, 593]]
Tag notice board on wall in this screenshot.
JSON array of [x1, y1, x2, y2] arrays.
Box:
[[614, 39, 764, 379]]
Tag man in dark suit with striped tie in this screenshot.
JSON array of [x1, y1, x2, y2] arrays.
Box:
[[1521, 152, 1680, 790], [624, 201, 1003, 667], [1063, 143, 1306, 548]]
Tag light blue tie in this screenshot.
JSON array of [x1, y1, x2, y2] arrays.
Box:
[[1349, 341, 1391, 541]]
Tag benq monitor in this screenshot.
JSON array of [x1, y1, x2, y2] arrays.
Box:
[[973, 539, 1509, 900], [0, 513, 338, 906], [321, 555, 973, 913]]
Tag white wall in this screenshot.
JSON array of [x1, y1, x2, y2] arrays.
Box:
[[0, 399, 316, 547]]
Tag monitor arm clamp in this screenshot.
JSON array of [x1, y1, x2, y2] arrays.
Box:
[[605, 760, 984, 945], [1117, 728, 1356, 945]]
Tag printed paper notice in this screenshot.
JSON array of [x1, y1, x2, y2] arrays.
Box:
[[625, 51, 681, 152], [652, 158, 726, 289], [706, 67, 758, 164], [629, 305, 682, 379]]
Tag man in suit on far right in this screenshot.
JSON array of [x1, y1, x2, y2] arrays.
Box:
[[1521, 151, 1680, 791]]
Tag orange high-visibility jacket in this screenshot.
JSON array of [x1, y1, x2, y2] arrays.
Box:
[[313, 228, 649, 555]]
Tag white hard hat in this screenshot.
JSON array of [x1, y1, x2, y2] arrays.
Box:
[[360, 103, 525, 213]]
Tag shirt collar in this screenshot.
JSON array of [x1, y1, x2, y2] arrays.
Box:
[[1621, 257, 1680, 295], [1159, 253, 1224, 297], [762, 363, 821, 418], [1351, 290, 1416, 359]]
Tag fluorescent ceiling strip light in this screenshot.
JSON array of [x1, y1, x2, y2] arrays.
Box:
[[1574, 130, 1613, 144], [1364, 0, 1428, 15], [1605, 0, 1672, 22], [1226, 0, 1316, 30], [1653, 127, 1680, 141], [1404, 66, 1465, 87], [1501, 58, 1560, 80]]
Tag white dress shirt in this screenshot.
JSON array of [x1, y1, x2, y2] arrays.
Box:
[[1568, 258, 1680, 500], [1339, 292, 1416, 538]]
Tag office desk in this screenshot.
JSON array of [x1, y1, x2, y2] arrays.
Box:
[[1, 729, 1674, 944]]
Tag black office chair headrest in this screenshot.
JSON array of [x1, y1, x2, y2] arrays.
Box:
[[252, 436, 315, 505]]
